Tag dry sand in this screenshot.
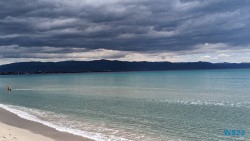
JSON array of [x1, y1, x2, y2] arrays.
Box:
[[0, 122, 55, 141], [0, 108, 94, 141]]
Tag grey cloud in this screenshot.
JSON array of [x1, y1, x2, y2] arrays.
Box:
[[0, 45, 89, 58], [1, 0, 250, 59]]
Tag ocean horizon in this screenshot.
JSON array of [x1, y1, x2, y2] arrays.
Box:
[[0, 69, 249, 141]]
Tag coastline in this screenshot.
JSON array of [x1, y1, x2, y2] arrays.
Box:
[[0, 107, 94, 141]]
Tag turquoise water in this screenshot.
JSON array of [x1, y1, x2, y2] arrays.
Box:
[[0, 69, 250, 141]]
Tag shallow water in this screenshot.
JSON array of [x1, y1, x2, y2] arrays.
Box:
[[0, 69, 250, 140]]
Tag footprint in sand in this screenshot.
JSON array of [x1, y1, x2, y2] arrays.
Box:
[[11, 137, 17, 141], [9, 136, 17, 140]]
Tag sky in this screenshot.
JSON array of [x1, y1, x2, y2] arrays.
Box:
[[1, 0, 250, 64]]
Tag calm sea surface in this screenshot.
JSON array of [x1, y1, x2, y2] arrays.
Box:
[[0, 69, 250, 141]]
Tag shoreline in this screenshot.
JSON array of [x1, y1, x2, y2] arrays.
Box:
[[0, 107, 94, 141], [1, 67, 250, 76]]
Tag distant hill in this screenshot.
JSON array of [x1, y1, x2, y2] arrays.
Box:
[[0, 60, 250, 75]]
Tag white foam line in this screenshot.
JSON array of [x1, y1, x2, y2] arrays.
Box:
[[0, 104, 132, 141], [155, 99, 250, 108]]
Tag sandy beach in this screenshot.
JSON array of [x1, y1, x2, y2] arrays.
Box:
[[0, 108, 93, 141], [0, 122, 55, 141]]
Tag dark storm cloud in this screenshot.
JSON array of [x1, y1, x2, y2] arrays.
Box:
[[1, 0, 250, 58]]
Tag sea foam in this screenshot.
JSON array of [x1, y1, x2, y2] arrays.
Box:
[[0, 103, 132, 141]]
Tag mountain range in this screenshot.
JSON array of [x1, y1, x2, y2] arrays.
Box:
[[0, 60, 250, 75]]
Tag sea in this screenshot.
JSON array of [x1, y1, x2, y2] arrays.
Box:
[[0, 69, 249, 141]]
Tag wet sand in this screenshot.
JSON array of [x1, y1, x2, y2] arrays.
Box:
[[0, 108, 94, 141]]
